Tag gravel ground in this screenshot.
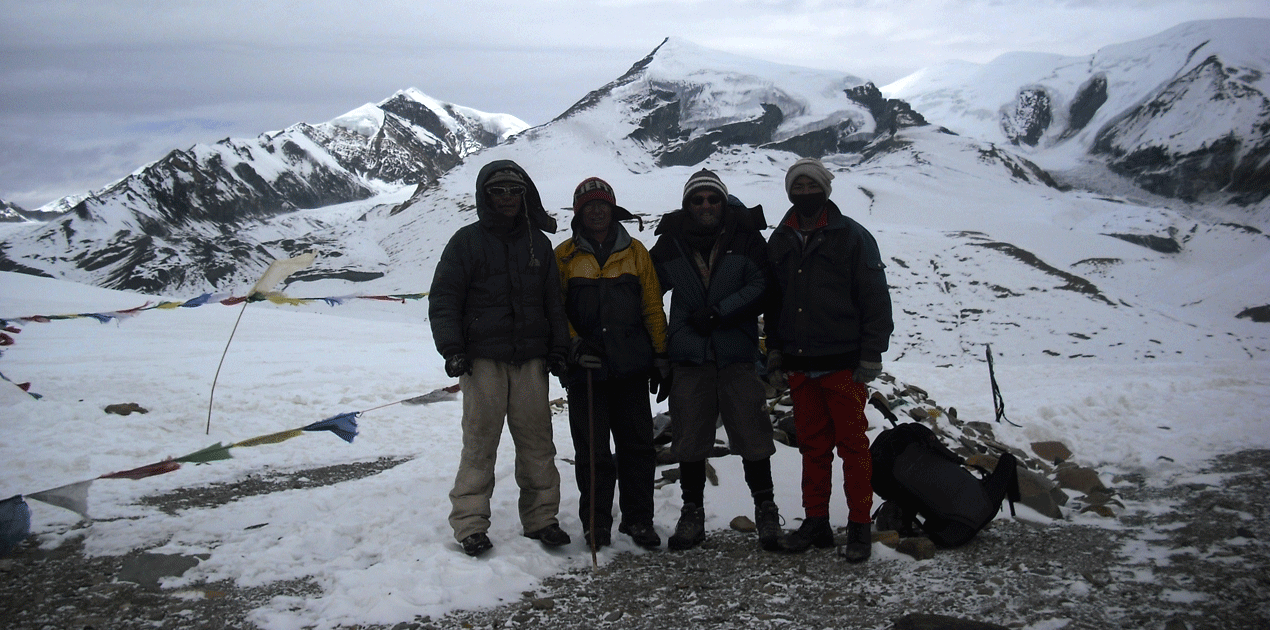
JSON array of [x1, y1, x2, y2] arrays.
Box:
[[3, 451, 1267, 630]]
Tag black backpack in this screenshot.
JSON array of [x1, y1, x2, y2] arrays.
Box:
[[870, 421, 1020, 547]]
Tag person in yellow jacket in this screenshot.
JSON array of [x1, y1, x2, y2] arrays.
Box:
[[555, 177, 669, 549]]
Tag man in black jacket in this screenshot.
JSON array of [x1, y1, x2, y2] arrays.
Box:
[[650, 169, 784, 552], [429, 160, 572, 557], [766, 157, 894, 562]]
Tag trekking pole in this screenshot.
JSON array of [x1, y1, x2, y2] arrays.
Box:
[[586, 367, 598, 569], [985, 344, 1022, 427]]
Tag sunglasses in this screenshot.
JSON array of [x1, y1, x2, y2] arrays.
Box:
[[486, 185, 526, 197], [689, 194, 722, 206]]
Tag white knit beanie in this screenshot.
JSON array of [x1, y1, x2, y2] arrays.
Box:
[[784, 158, 833, 199]]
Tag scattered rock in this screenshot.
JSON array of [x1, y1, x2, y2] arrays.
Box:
[[1015, 467, 1067, 519], [1056, 465, 1106, 494], [104, 402, 148, 416], [896, 537, 936, 560], [1080, 504, 1117, 517], [892, 613, 1011, 630], [873, 530, 901, 548], [117, 553, 203, 591], [1030, 440, 1072, 463], [730, 515, 756, 533]]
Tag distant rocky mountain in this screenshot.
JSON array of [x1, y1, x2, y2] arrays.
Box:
[[2, 21, 1267, 305], [0, 90, 527, 292], [1, 199, 27, 223], [884, 19, 1270, 205]]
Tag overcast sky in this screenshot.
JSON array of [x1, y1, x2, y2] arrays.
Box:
[[3, 0, 1267, 210]]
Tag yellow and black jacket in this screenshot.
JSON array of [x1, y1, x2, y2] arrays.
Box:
[[555, 220, 667, 384]]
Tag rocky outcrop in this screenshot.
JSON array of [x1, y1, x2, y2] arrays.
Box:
[[1060, 74, 1108, 140], [1092, 55, 1270, 204], [766, 83, 928, 157], [1001, 87, 1053, 147]]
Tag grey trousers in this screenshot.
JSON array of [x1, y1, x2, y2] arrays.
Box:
[[449, 357, 561, 541], [669, 362, 776, 463]]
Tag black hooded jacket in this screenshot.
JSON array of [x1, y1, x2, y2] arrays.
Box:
[[428, 160, 570, 364]]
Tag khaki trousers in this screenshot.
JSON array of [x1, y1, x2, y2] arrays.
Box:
[[449, 358, 561, 541]]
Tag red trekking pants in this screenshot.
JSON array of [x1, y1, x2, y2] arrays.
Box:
[[788, 369, 873, 523]]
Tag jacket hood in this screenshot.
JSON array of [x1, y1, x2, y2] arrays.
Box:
[[475, 160, 558, 234]]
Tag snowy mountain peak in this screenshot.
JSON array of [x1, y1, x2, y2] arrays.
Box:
[[539, 35, 922, 170], [886, 18, 1270, 205], [0, 90, 526, 293]]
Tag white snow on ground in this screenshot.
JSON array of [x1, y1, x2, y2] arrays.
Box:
[[2, 269, 1268, 630]]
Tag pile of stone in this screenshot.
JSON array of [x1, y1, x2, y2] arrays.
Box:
[[766, 371, 1119, 521]]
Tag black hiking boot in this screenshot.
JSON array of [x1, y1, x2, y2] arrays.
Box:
[[838, 520, 872, 563], [755, 500, 783, 552], [668, 503, 706, 550], [779, 516, 833, 553], [525, 523, 571, 547], [618, 521, 661, 549], [584, 529, 611, 549], [460, 532, 493, 557]]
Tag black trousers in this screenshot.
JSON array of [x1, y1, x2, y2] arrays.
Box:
[[567, 373, 656, 533]]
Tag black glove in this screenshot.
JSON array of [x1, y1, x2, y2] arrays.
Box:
[[547, 353, 568, 377], [686, 307, 720, 335], [445, 353, 471, 378], [648, 356, 672, 403], [568, 337, 603, 371], [853, 360, 883, 384]]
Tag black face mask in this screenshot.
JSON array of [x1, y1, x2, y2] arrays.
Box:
[[790, 192, 826, 217]]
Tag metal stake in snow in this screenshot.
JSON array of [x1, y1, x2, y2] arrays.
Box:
[[206, 253, 316, 434]]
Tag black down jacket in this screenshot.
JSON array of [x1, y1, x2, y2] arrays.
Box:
[[428, 160, 570, 364]]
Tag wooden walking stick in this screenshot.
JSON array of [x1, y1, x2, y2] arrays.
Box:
[[587, 367, 598, 569]]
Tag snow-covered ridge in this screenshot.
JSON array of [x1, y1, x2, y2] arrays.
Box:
[[884, 19, 1270, 204]]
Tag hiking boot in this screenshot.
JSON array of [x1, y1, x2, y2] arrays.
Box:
[[618, 521, 662, 549], [667, 503, 706, 550], [838, 520, 871, 563], [460, 532, 493, 557], [525, 523, 571, 547], [755, 500, 783, 552], [584, 529, 611, 549], [779, 516, 833, 553]]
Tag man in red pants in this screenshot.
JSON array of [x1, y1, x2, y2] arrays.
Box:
[[765, 157, 894, 562]]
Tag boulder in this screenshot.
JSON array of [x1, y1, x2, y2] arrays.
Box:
[[1030, 441, 1072, 463]]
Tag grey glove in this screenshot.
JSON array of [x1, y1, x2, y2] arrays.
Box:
[[853, 360, 882, 384], [569, 337, 603, 370], [766, 350, 788, 391]]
